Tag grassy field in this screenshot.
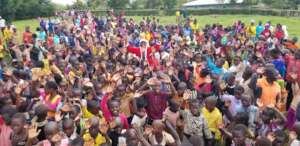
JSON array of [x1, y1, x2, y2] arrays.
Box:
[[11, 15, 300, 42]]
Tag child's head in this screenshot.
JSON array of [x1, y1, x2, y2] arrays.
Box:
[[152, 120, 165, 135], [88, 117, 100, 138], [177, 82, 187, 96], [11, 113, 27, 135], [70, 137, 84, 146], [45, 81, 58, 95], [125, 128, 140, 146], [226, 73, 236, 86], [241, 95, 252, 107], [242, 66, 253, 80], [234, 112, 249, 126], [189, 99, 200, 116], [294, 122, 300, 140], [264, 67, 277, 83], [272, 130, 288, 146], [255, 137, 272, 146], [168, 98, 180, 113], [87, 99, 100, 116], [70, 104, 81, 120], [261, 107, 276, 124], [205, 96, 217, 112], [108, 97, 121, 117], [0, 105, 17, 125], [63, 119, 75, 138], [234, 85, 244, 100], [34, 104, 49, 121], [232, 124, 248, 146], [44, 121, 60, 143]]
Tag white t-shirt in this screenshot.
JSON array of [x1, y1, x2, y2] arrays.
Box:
[[0, 19, 5, 28], [291, 139, 300, 146]]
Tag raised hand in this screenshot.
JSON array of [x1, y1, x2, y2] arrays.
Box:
[[55, 111, 63, 122], [183, 89, 192, 100], [27, 123, 41, 140]]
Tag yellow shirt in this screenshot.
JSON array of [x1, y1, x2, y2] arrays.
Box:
[[201, 107, 223, 140], [176, 11, 180, 17], [190, 23, 199, 31], [3, 28, 11, 41], [247, 25, 256, 37], [83, 132, 106, 146]]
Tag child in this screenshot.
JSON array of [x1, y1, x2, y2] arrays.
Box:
[[0, 105, 17, 146], [255, 137, 272, 146], [83, 117, 108, 146], [36, 121, 69, 146], [201, 96, 223, 144], [231, 124, 254, 146], [180, 98, 212, 146], [163, 98, 180, 127], [147, 120, 176, 146], [34, 104, 49, 141], [290, 122, 300, 146], [237, 95, 259, 134], [10, 113, 29, 146], [257, 107, 287, 137], [63, 119, 78, 141], [43, 81, 62, 119]]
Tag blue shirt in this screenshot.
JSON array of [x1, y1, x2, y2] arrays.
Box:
[[206, 57, 223, 75], [256, 25, 264, 37]]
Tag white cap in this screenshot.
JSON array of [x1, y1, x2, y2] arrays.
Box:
[[250, 19, 255, 23]]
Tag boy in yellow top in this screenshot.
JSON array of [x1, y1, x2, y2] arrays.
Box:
[[247, 20, 256, 41], [83, 117, 109, 146], [190, 19, 199, 32], [201, 96, 223, 144]]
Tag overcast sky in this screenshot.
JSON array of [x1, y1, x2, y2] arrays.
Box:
[[51, 0, 76, 5]]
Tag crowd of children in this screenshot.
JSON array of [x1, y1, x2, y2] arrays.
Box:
[[0, 10, 300, 146]]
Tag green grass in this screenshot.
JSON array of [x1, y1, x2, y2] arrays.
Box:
[[11, 15, 300, 42]]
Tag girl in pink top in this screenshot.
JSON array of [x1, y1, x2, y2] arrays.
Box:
[[100, 94, 129, 129]]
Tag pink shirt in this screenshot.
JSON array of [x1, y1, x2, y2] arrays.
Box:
[[100, 94, 129, 129], [0, 123, 13, 146]]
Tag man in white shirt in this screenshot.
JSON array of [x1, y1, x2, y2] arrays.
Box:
[[0, 16, 6, 34]]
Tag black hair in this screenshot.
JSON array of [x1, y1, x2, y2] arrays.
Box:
[[234, 85, 245, 94], [232, 124, 248, 135], [0, 105, 17, 125], [136, 97, 147, 109], [35, 61, 44, 68], [87, 100, 99, 112], [63, 118, 74, 129], [45, 81, 58, 90], [70, 137, 84, 146], [234, 112, 249, 126], [12, 113, 26, 123], [34, 104, 49, 121]]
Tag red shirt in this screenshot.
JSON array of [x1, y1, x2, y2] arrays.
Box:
[[127, 44, 160, 67], [23, 32, 33, 44], [286, 55, 300, 83], [275, 30, 284, 40], [144, 91, 169, 120]]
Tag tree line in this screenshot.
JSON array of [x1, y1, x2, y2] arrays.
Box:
[[0, 0, 57, 21]]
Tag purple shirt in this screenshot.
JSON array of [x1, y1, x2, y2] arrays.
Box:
[[144, 91, 169, 120]]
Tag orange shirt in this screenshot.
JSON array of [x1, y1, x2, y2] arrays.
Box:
[[257, 77, 281, 108]]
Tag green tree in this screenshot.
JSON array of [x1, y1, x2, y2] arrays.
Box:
[[86, 0, 107, 9], [162, 0, 178, 9], [0, 0, 55, 21], [70, 0, 88, 9], [107, 0, 129, 9], [145, 0, 162, 9]]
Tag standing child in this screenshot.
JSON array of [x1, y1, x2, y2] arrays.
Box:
[[201, 96, 223, 145]]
